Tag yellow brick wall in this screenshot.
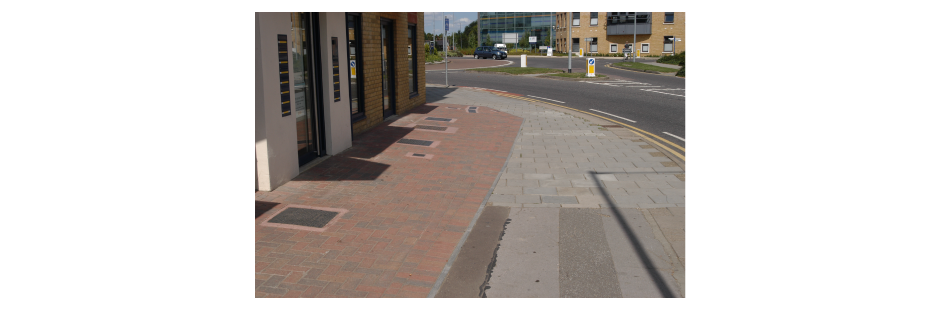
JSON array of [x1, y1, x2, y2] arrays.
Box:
[[555, 12, 685, 56], [352, 13, 425, 136]]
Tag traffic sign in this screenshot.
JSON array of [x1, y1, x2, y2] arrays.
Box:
[[445, 17, 449, 32], [586, 58, 595, 77], [529, 36, 537, 43]]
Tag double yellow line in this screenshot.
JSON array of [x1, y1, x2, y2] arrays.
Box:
[[488, 92, 685, 161]]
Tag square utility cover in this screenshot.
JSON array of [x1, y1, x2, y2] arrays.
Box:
[[259, 205, 348, 232]]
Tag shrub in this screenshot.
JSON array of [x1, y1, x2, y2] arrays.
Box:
[[676, 66, 684, 77], [657, 51, 685, 65]]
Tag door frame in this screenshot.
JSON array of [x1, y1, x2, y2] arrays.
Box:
[[298, 12, 327, 166], [380, 18, 396, 119]]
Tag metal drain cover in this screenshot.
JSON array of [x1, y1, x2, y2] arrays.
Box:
[[413, 153, 426, 157], [426, 117, 453, 122], [267, 207, 338, 228], [398, 138, 434, 146], [415, 125, 448, 131]]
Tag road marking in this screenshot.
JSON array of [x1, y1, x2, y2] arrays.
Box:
[[641, 88, 685, 97], [589, 109, 636, 123], [662, 132, 685, 141], [527, 95, 565, 103], [482, 92, 685, 159]]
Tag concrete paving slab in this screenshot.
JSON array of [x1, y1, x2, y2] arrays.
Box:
[[601, 207, 682, 298], [485, 208, 560, 298], [558, 208, 622, 297]]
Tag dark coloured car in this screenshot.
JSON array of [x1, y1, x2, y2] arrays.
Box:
[[473, 46, 507, 60]]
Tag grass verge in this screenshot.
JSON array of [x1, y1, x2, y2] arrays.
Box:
[[466, 67, 563, 75], [613, 62, 679, 73], [545, 72, 607, 78]]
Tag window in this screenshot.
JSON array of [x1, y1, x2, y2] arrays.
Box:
[[346, 13, 365, 121], [610, 43, 617, 53], [572, 12, 580, 26], [408, 24, 418, 95], [665, 12, 675, 24], [571, 38, 579, 53], [664, 36, 674, 53], [589, 38, 597, 53], [640, 43, 649, 53], [590, 12, 598, 26]]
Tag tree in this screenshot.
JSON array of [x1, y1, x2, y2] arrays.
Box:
[[521, 30, 531, 49], [484, 34, 493, 47], [424, 32, 433, 41]]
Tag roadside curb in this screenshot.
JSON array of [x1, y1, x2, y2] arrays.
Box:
[[536, 74, 610, 81], [606, 63, 682, 78]]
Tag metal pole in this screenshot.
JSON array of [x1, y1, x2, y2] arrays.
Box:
[[567, 12, 572, 73], [444, 13, 448, 86], [633, 12, 636, 62]]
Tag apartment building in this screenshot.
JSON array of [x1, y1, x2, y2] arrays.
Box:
[[256, 12, 425, 191], [555, 12, 685, 56]]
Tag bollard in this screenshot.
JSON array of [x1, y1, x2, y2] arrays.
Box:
[[521, 54, 527, 67]]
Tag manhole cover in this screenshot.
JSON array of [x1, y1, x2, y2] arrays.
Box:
[[426, 117, 453, 122], [398, 138, 434, 146], [267, 207, 338, 228], [415, 125, 448, 131]]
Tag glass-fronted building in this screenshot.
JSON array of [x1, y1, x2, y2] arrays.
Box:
[[477, 12, 556, 48]]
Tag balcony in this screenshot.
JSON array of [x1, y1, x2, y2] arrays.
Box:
[[607, 23, 652, 35]]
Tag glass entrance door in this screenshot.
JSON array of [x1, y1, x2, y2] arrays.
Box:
[[292, 12, 325, 166], [380, 19, 396, 118]]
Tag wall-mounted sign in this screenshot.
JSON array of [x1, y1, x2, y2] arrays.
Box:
[[277, 34, 291, 117]]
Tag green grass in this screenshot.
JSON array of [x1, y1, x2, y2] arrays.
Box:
[[545, 72, 607, 78], [613, 62, 679, 73], [425, 53, 443, 63], [466, 67, 563, 75]]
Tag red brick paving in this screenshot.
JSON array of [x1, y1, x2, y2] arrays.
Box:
[[255, 102, 521, 298]]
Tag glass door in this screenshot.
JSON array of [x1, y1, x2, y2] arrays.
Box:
[[380, 19, 396, 118], [292, 12, 325, 166]]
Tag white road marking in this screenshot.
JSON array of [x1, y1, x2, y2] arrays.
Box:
[[527, 95, 565, 103], [588, 109, 637, 123], [662, 132, 685, 141], [641, 88, 685, 97]]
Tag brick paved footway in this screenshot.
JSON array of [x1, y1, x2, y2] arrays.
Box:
[[255, 100, 522, 298]]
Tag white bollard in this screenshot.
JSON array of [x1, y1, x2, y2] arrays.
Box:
[[521, 54, 527, 67]]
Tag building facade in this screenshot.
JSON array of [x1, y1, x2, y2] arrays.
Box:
[[256, 12, 425, 191], [555, 12, 685, 56], [477, 12, 556, 48]]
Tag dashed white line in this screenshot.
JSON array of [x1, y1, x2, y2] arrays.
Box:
[[641, 88, 685, 97], [588, 109, 637, 123], [527, 95, 565, 103], [662, 132, 685, 141]]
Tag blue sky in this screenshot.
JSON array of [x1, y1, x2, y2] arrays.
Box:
[[424, 12, 477, 35]]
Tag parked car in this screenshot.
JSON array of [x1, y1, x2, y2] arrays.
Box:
[[473, 46, 507, 60]]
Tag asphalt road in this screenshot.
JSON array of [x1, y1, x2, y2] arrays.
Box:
[[425, 56, 685, 150]]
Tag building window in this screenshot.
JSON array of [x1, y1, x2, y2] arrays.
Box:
[[571, 38, 579, 53], [572, 12, 580, 26], [408, 24, 418, 95], [640, 43, 649, 53], [665, 12, 675, 24], [589, 38, 597, 53], [346, 13, 365, 121], [590, 12, 598, 26], [610, 43, 617, 53], [664, 36, 674, 53]]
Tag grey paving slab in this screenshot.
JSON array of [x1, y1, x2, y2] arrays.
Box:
[[636, 181, 674, 189], [520, 162, 550, 169], [553, 174, 587, 181], [623, 167, 656, 173], [523, 173, 554, 180], [556, 187, 594, 196], [538, 179, 572, 187], [493, 186, 523, 195], [489, 194, 515, 203], [507, 179, 540, 187], [523, 187, 558, 195], [500, 173, 523, 180], [653, 167, 684, 173], [523, 203, 562, 208], [541, 196, 579, 204], [558, 208, 622, 297], [485, 208, 560, 298], [601, 207, 682, 298], [576, 195, 609, 205], [515, 195, 542, 204], [535, 168, 568, 175], [570, 179, 601, 188], [533, 157, 561, 163], [507, 167, 538, 174], [548, 162, 579, 169]]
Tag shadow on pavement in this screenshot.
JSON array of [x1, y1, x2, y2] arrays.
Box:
[[255, 200, 279, 219], [588, 171, 676, 298], [425, 86, 459, 103], [293, 103, 443, 182]]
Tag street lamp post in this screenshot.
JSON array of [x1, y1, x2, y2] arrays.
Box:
[[633, 12, 636, 62], [567, 12, 572, 73]]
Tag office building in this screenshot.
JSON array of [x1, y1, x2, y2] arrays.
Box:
[[477, 12, 556, 48], [555, 12, 685, 56]]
